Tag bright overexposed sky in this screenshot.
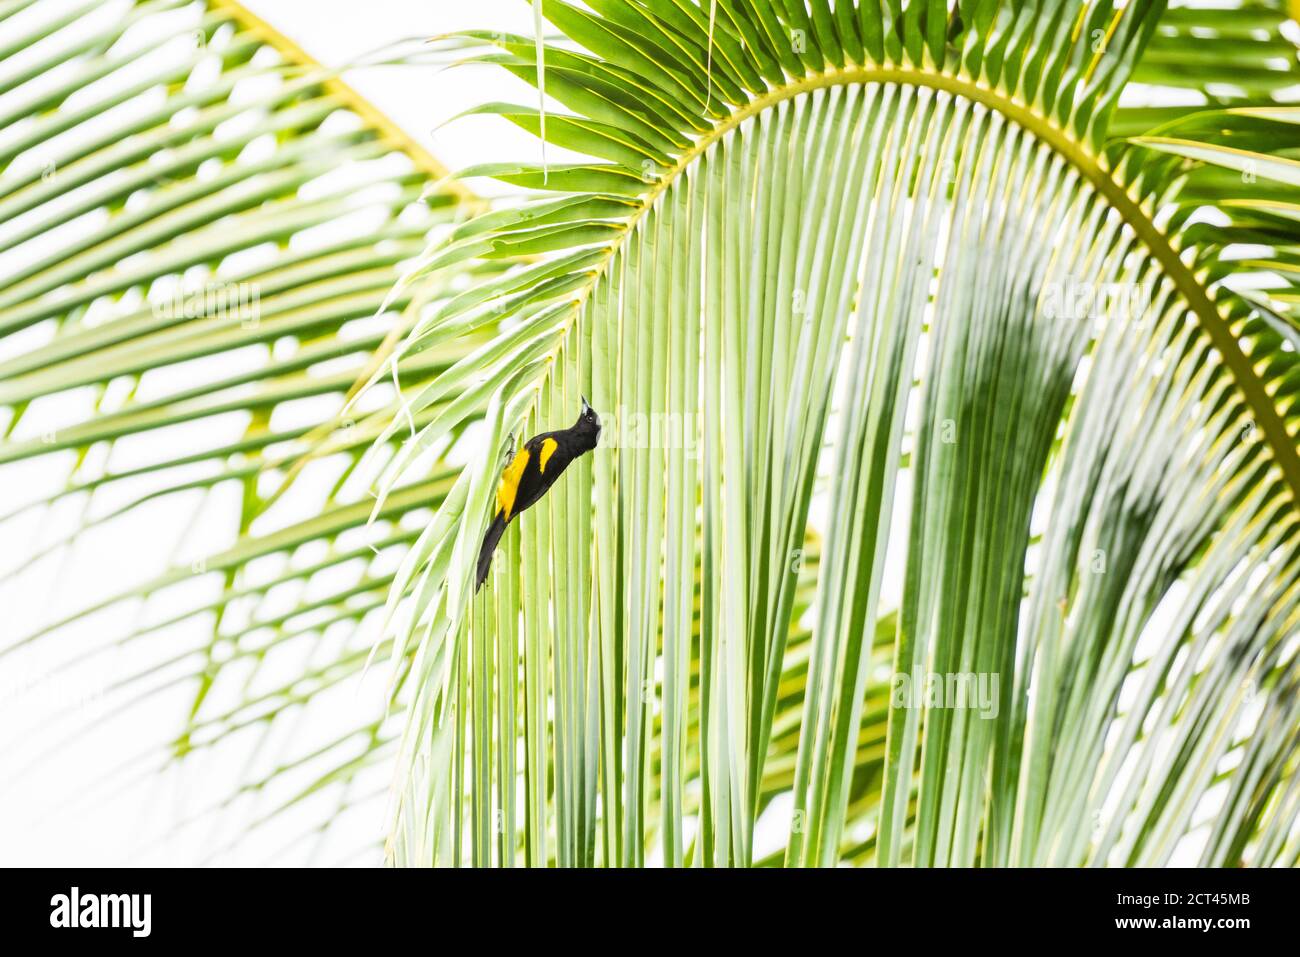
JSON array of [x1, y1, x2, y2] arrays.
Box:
[[0, 0, 544, 868], [248, 0, 557, 185]]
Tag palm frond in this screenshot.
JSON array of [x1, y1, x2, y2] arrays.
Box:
[[372, 0, 1300, 867], [0, 0, 485, 864]]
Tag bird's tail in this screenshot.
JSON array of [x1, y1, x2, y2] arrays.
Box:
[[475, 512, 507, 592]]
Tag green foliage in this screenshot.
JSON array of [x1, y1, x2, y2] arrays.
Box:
[[4, 0, 1299, 868], [0, 0, 482, 863], [372, 1, 1300, 866]]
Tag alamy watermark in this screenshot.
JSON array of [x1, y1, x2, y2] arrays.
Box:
[[152, 281, 261, 328], [1041, 276, 1156, 325], [50, 887, 151, 937], [891, 669, 1001, 719], [476, 406, 704, 464], [597, 405, 701, 456]]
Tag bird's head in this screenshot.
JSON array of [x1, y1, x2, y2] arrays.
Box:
[[577, 395, 601, 444]]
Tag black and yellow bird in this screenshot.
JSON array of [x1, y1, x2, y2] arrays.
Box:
[[475, 397, 602, 590]]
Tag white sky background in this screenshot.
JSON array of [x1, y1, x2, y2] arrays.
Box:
[[0, 0, 545, 868], [250, 0, 563, 185]]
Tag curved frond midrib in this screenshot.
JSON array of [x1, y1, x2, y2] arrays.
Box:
[[374, 1, 1300, 868], [540, 63, 1300, 512]]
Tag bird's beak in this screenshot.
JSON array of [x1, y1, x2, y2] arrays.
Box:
[[581, 395, 591, 414]]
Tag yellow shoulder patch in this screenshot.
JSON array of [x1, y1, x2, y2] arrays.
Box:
[[538, 437, 559, 474], [495, 447, 530, 519]]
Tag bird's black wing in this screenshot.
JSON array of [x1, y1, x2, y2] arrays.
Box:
[[495, 432, 568, 521]]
